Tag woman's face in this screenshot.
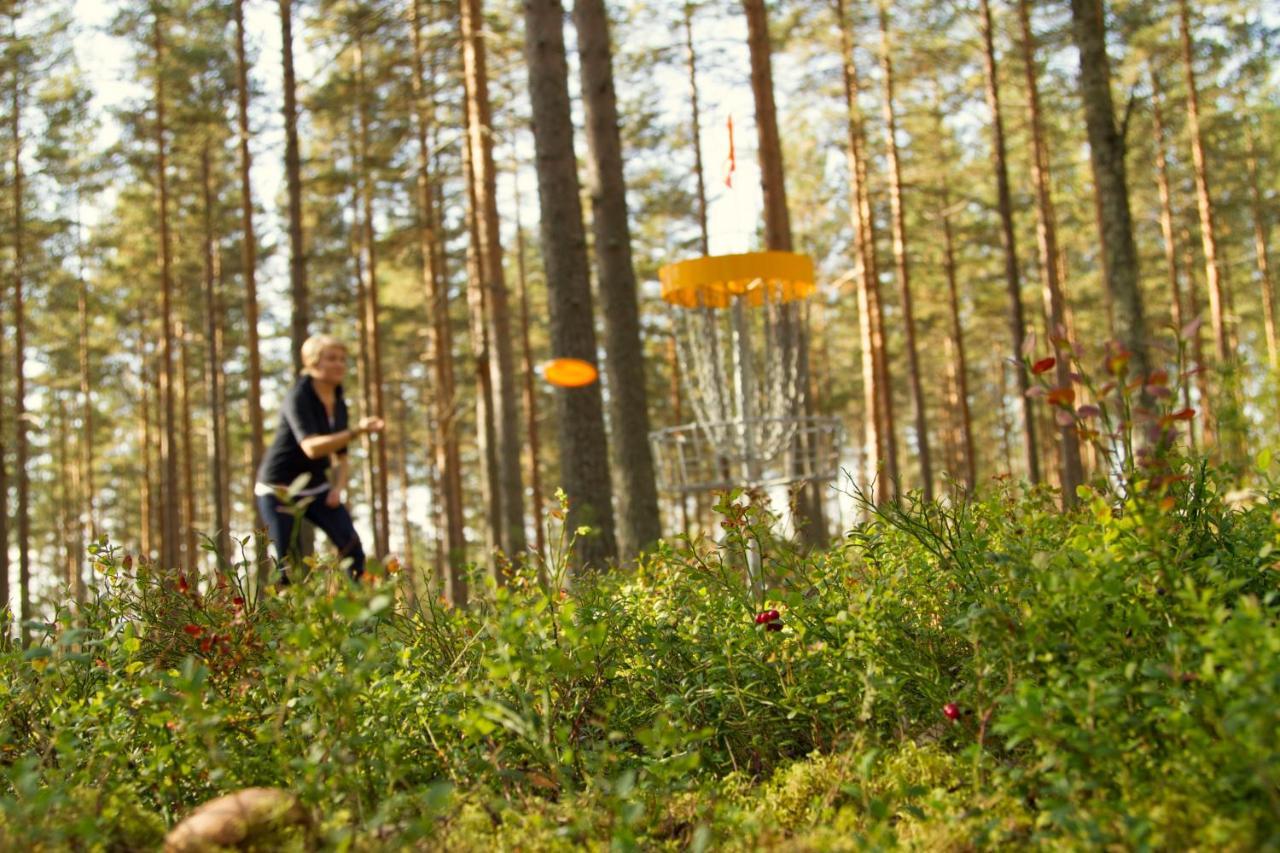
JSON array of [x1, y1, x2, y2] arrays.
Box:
[[313, 346, 347, 384]]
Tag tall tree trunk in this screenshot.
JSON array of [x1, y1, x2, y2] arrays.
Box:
[[76, 201, 95, 550], [154, 15, 181, 572], [395, 391, 414, 579], [742, 0, 825, 541], [9, 17, 31, 637], [56, 399, 77, 601], [978, 0, 1039, 485], [348, 125, 379, 549], [231, 0, 266, 578], [0, 219, 8, 637], [460, 108, 502, 566], [1178, 0, 1228, 366], [512, 163, 546, 564], [836, 0, 898, 502], [938, 168, 977, 491], [876, 2, 933, 500], [408, 0, 466, 600], [683, 2, 709, 257], [179, 321, 197, 570], [354, 34, 390, 558], [573, 0, 662, 558], [522, 0, 618, 567], [461, 0, 526, 563], [1069, 0, 1149, 367], [1150, 66, 1184, 333], [201, 144, 231, 563], [140, 336, 155, 559], [1017, 0, 1082, 504], [1246, 125, 1277, 370], [1182, 222, 1212, 445], [682, 0, 708, 530], [278, 0, 308, 365], [214, 250, 234, 555]]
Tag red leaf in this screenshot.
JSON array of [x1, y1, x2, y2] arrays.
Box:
[[183, 624, 202, 637], [1168, 408, 1196, 421], [1076, 405, 1101, 419], [1147, 369, 1169, 386], [1031, 357, 1056, 375], [177, 574, 189, 594]]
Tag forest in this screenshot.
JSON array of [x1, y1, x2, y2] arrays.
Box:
[[2, 0, 1279, 848]]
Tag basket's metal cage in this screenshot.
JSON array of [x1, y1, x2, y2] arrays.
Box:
[[651, 416, 845, 494]]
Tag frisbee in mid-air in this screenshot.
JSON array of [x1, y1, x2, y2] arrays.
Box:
[[542, 357, 598, 388]]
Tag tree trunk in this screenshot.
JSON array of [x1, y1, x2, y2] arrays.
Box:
[[1178, 0, 1228, 366], [9, 17, 31, 637], [460, 106, 502, 566], [1017, 0, 1081, 504], [347, 120, 379, 556], [460, 0, 526, 564], [395, 391, 414, 582], [683, 3, 709, 256], [179, 321, 197, 570], [0, 214, 8, 637], [512, 162, 546, 565], [979, 0, 1039, 485], [140, 336, 155, 559], [1150, 66, 1184, 333], [1069, 0, 1149, 367], [154, 16, 181, 572], [522, 0, 618, 567], [409, 0, 466, 601], [876, 2, 933, 500], [231, 0, 266, 579], [76, 202, 96, 551], [1246, 125, 1277, 370], [214, 247, 234, 558], [939, 169, 977, 491], [742, 0, 825, 541], [201, 144, 231, 564], [573, 0, 662, 559], [354, 34, 390, 558], [1182, 222, 1212, 445], [278, 0, 308, 366]]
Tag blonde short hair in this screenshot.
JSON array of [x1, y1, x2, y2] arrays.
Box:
[[300, 334, 348, 369]]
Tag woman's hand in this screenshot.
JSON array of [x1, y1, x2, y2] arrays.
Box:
[[357, 416, 385, 435], [326, 488, 343, 509]]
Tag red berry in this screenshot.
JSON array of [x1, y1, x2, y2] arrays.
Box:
[[754, 609, 781, 625], [765, 621, 783, 632], [943, 702, 960, 721]]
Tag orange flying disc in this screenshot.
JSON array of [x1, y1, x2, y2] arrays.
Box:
[[543, 357, 598, 388]]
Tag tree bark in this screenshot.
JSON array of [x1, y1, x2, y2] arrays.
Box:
[[522, 0, 618, 567], [683, 3, 709, 256], [354, 34, 390, 558], [513, 161, 546, 565], [279, 0, 308, 366], [836, 0, 898, 502], [1069, 0, 1149, 367], [231, 0, 266, 579], [1017, 0, 1081, 504], [876, 2, 933, 500], [1246, 125, 1277, 370], [938, 163, 977, 491], [154, 15, 181, 572], [409, 0, 466, 601], [1178, 0, 1228, 365], [179, 321, 197, 570], [76, 199, 95, 553], [9, 13, 31, 637], [276, 0, 308, 366], [1182, 222, 1212, 445], [1150, 66, 1184, 333], [979, 0, 1039, 485], [573, 0, 662, 558], [460, 105, 502, 566], [0, 208, 8, 637], [200, 143, 231, 564], [461, 0, 526, 563], [742, 0, 825, 541]]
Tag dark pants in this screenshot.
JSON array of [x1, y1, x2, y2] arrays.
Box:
[[256, 490, 366, 582]]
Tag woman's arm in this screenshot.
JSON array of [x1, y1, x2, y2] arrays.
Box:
[[299, 416, 384, 459]]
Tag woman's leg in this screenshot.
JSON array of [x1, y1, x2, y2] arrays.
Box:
[[256, 492, 299, 584], [304, 498, 367, 581]]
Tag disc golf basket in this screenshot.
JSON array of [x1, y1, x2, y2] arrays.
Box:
[[650, 251, 844, 573]]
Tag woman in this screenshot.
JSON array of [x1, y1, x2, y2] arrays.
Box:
[[255, 334, 384, 583]]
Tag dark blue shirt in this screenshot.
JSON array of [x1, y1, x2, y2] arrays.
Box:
[[257, 375, 349, 492]]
